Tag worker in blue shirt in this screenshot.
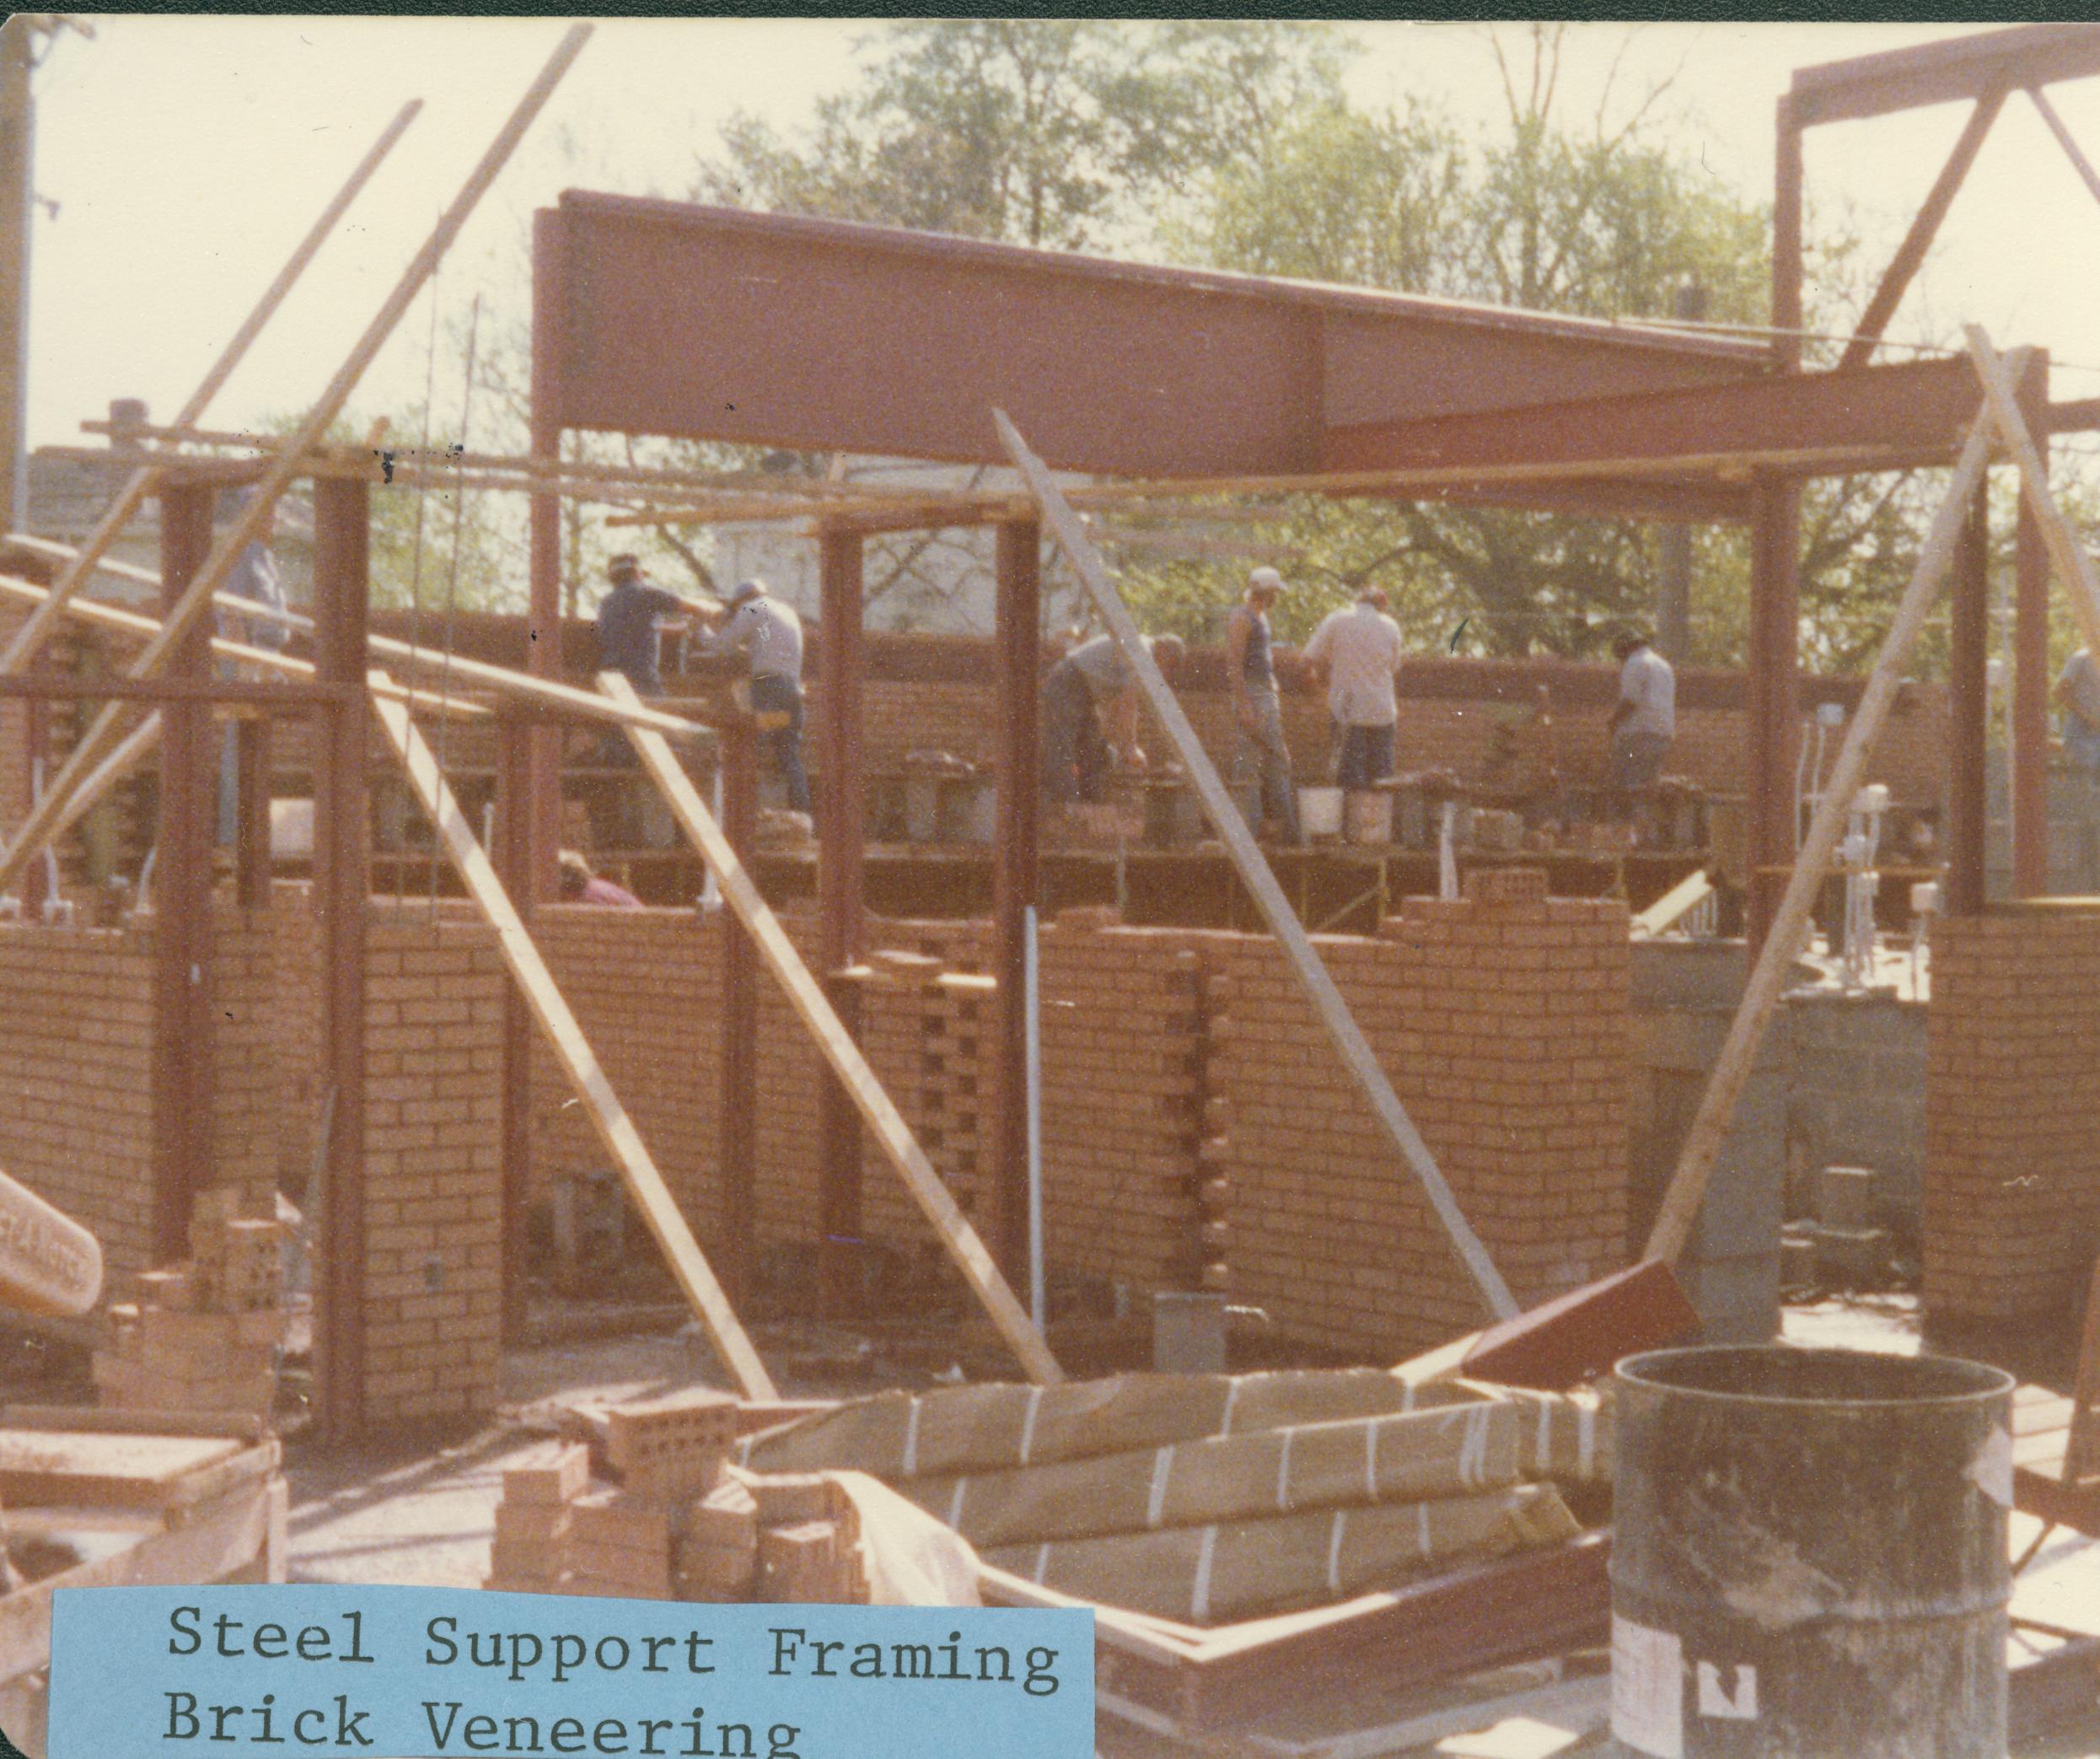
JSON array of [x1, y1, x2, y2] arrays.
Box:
[[595, 553, 709, 697]]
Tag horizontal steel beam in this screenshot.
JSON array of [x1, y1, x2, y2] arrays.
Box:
[[1789, 23, 2100, 128], [1320, 355, 2020, 483], [543, 193, 1758, 479]]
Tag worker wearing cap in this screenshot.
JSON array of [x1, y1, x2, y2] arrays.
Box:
[[1040, 631, 1186, 804], [701, 578, 811, 815], [1608, 629, 1676, 793], [1302, 584, 1407, 789], [2056, 647, 2100, 772], [595, 553, 710, 697], [1225, 568, 1302, 843]]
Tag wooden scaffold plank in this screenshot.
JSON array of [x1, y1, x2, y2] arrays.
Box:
[[368, 682, 778, 1402], [599, 670, 1066, 1386]]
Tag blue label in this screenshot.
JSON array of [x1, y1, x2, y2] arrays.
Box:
[[47, 1586, 1093, 1759]]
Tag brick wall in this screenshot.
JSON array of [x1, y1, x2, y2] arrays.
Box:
[[0, 921, 156, 1270], [0, 906, 277, 1281], [1925, 906, 2100, 1327], [520, 883, 1630, 1360], [359, 906, 507, 1422]]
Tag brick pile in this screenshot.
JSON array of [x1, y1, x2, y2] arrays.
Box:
[[485, 1393, 869, 1605], [94, 1189, 287, 1417], [1925, 906, 2100, 1327]]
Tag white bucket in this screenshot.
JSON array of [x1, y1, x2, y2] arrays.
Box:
[[1297, 785, 1345, 838], [1345, 790, 1393, 845]]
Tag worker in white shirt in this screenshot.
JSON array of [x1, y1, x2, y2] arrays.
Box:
[[699, 578, 810, 815], [1608, 629, 1676, 795], [2055, 647, 2100, 772], [1302, 585, 1407, 788]]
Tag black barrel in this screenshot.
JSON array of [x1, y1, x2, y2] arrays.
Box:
[[1611, 1346, 2013, 1758]]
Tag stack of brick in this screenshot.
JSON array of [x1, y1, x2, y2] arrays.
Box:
[[1925, 906, 2100, 1329], [94, 1191, 286, 1418], [484, 1394, 869, 1606], [919, 974, 991, 1209]]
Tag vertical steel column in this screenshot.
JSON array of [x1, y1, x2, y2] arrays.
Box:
[[1748, 97, 1807, 958], [527, 207, 566, 901], [1945, 480, 1992, 917], [2013, 363, 2054, 897], [234, 716, 273, 912], [312, 476, 370, 1444], [19, 651, 46, 912], [815, 524, 865, 1318], [151, 481, 217, 1266], [718, 721, 759, 1310], [989, 519, 1041, 1291], [1746, 477, 1801, 956], [492, 707, 534, 1342]]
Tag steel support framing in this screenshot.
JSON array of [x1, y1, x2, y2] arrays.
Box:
[[312, 476, 370, 1444], [816, 524, 867, 1317], [493, 707, 535, 1342], [1745, 479, 1800, 956], [1945, 480, 1992, 917], [234, 715, 271, 910], [151, 482, 217, 1266], [989, 519, 1041, 1291]]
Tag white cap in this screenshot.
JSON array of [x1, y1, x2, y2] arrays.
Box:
[[1248, 567, 1286, 594]]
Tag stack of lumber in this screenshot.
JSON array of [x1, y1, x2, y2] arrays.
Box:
[[92, 1194, 286, 1420], [738, 1369, 1608, 1626], [485, 1391, 872, 1605]]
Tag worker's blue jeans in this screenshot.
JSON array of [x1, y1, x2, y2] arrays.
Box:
[[1334, 723, 1395, 790], [1233, 686, 1301, 842], [750, 674, 812, 815]]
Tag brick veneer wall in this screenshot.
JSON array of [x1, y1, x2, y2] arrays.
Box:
[[0, 907, 277, 1281], [519, 883, 1630, 1359], [360, 906, 507, 1420], [0, 921, 156, 1269], [1925, 906, 2100, 1327]]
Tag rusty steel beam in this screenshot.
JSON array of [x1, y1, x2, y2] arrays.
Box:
[[1944, 478, 1992, 917], [150, 483, 217, 1267], [989, 519, 1041, 1294], [1320, 355, 1995, 483], [718, 718, 759, 1313], [539, 194, 1758, 480], [815, 524, 866, 1320], [493, 707, 534, 1345], [1745, 477, 1800, 958], [1789, 24, 2100, 130], [312, 476, 371, 1445], [234, 717, 272, 911], [2014, 358, 2054, 897], [1838, 91, 2006, 371], [526, 207, 566, 906]]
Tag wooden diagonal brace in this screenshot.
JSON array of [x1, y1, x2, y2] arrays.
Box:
[[599, 670, 1066, 1385], [995, 408, 1518, 1322], [1643, 377, 2016, 1264], [369, 680, 777, 1401]]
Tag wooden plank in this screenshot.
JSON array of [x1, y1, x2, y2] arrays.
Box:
[[0, 99, 422, 675], [600, 670, 1065, 1385], [0, 1430, 242, 1506], [995, 409, 1517, 1321], [367, 684, 777, 1401], [1642, 389, 2008, 1265], [0, 1406, 265, 1444], [1631, 868, 1715, 938], [0, 1478, 274, 1681], [0, 25, 591, 897], [0, 1168, 99, 1318]]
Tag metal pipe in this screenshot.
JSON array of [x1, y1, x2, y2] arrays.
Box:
[[1024, 903, 1045, 1331]]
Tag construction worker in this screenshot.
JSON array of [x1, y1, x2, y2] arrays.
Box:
[[2056, 646, 2100, 772], [595, 553, 709, 698], [1302, 584, 1406, 789], [1225, 567, 1302, 842], [700, 578, 811, 815], [1608, 628, 1676, 797], [1040, 631, 1186, 805], [557, 850, 642, 908]]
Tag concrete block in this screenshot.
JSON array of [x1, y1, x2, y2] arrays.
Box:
[[1686, 1251, 1781, 1345], [1818, 1165, 1877, 1231], [1815, 1224, 1893, 1287]]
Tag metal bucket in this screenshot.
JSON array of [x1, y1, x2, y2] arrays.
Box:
[[1610, 1345, 2012, 1758]]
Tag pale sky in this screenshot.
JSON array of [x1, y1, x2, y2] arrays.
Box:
[[25, 17, 2100, 453]]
